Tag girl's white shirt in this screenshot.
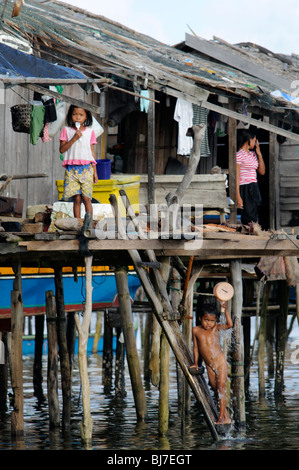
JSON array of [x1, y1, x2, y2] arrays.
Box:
[[60, 126, 97, 166]]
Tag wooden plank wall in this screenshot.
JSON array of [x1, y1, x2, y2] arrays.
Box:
[[278, 138, 299, 233], [0, 84, 102, 216]]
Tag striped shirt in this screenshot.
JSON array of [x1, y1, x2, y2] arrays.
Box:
[[236, 149, 259, 185]]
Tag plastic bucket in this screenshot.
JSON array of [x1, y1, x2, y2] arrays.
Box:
[[96, 159, 111, 180]]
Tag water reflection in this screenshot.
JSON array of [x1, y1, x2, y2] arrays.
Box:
[[0, 340, 299, 450]]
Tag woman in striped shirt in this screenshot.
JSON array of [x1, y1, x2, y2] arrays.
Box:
[[236, 130, 265, 225]]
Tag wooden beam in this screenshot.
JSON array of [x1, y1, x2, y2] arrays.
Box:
[[147, 89, 155, 205], [228, 100, 237, 223], [158, 84, 299, 143], [21, 83, 101, 115]]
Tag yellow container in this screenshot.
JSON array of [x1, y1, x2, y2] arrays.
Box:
[[56, 174, 140, 216]]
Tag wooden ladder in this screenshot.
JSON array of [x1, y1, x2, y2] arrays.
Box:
[[109, 192, 223, 441]]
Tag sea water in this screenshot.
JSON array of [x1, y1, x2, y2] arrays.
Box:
[[0, 318, 299, 451]]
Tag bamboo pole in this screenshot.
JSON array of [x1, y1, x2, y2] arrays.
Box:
[[115, 266, 147, 421], [74, 256, 94, 446], [46, 290, 60, 429]]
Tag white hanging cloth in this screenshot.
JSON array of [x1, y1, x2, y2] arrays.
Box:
[[174, 98, 193, 156]]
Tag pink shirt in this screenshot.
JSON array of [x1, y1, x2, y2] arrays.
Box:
[[60, 126, 97, 167], [236, 149, 259, 185]]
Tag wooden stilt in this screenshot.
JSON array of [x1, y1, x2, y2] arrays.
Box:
[[74, 255, 94, 446], [258, 282, 271, 398], [115, 266, 147, 421], [143, 311, 151, 381], [103, 309, 113, 391], [11, 260, 23, 437], [171, 267, 185, 417], [149, 315, 161, 386], [11, 289, 24, 436], [45, 290, 60, 429], [66, 312, 76, 381], [275, 280, 289, 398], [157, 257, 171, 435], [92, 311, 103, 354], [115, 327, 126, 397], [159, 331, 170, 436], [230, 259, 246, 427], [266, 313, 275, 379], [54, 265, 71, 429], [0, 332, 8, 415], [33, 315, 45, 402], [243, 316, 251, 389]]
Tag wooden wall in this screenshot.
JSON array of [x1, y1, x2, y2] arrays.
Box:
[[0, 84, 102, 216], [278, 138, 299, 233]]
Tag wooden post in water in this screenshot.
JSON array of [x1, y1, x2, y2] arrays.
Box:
[[266, 313, 275, 378], [115, 327, 126, 397], [230, 259, 246, 427], [11, 289, 24, 436], [157, 257, 171, 435], [115, 266, 147, 421], [74, 256, 94, 446], [0, 332, 8, 415], [66, 312, 76, 384], [11, 261, 23, 437], [275, 280, 289, 397], [54, 265, 71, 429], [92, 311, 103, 354], [46, 290, 60, 429], [33, 315, 45, 402], [143, 311, 151, 381], [258, 282, 271, 398], [159, 331, 170, 436], [103, 309, 113, 390], [149, 315, 161, 386]]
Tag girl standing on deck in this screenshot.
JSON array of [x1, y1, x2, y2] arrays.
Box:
[[236, 130, 265, 226], [59, 105, 98, 221]]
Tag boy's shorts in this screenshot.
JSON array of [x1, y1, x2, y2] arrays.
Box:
[[63, 164, 93, 201]]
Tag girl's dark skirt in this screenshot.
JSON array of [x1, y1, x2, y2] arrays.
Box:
[[239, 182, 262, 225]]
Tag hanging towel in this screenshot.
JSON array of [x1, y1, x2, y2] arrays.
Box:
[[174, 98, 193, 156], [140, 89, 150, 113], [30, 104, 45, 145]]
